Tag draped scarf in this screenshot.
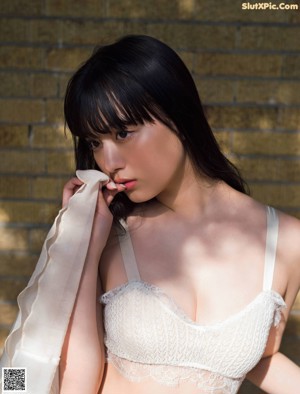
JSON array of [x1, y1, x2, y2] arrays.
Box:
[[0, 170, 109, 394]]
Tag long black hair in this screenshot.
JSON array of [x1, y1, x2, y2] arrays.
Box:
[[64, 35, 248, 221]]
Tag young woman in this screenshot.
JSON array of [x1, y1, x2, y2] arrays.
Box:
[[59, 35, 300, 393]]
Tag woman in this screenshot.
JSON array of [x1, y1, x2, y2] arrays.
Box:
[[60, 35, 300, 393]]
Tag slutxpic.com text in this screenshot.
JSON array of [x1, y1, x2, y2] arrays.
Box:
[[242, 2, 299, 10]]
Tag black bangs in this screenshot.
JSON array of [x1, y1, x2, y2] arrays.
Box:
[[64, 66, 173, 141], [64, 35, 248, 223]]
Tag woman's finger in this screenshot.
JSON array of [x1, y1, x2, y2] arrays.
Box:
[[62, 177, 84, 207], [101, 183, 126, 207]]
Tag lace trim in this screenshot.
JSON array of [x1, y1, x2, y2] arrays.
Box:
[[272, 291, 286, 326], [100, 280, 286, 328], [107, 352, 243, 393]]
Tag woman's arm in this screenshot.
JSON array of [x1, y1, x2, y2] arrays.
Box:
[[247, 352, 300, 394], [59, 228, 106, 394], [246, 211, 300, 393], [247, 211, 300, 393], [58, 176, 125, 393]]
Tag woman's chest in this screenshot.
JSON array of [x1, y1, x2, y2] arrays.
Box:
[[101, 281, 283, 379]]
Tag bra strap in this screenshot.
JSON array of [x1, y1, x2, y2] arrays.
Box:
[[263, 206, 279, 291], [117, 219, 141, 281]]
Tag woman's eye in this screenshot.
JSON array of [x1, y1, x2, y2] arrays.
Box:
[[116, 130, 129, 140], [87, 140, 101, 150]]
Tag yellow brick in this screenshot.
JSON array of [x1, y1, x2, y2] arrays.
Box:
[[283, 55, 300, 78], [195, 53, 282, 77], [0, 125, 28, 147], [196, 79, 233, 103], [1, 0, 43, 15], [0, 278, 27, 301], [31, 73, 59, 97], [232, 157, 300, 182], [58, 73, 73, 97], [147, 24, 235, 50], [288, 211, 300, 220], [0, 253, 36, 276], [0, 176, 30, 198], [46, 151, 75, 175], [0, 72, 31, 97], [291, 10, 300, 23], [233, 132, 300, 155], [277, 161, 300, 182], [30, 19, 62, 44], [293, 291, 300, 310], [0, 99, 44, 122], [206, 107, 278, 130], [177, 51, 194, 74], [107, 0, 182, 19], [239, 26, 300, 51], [32, 125, 73, 148], [0, 228, 29, 251], [249, 183, 300, 208], [0, 72, 58, 98], [0, 150, 46, 174], [237, 81, 300, 105], [0, 304, 18, 325], [0, 46, 44, 69], [0, 329, 10, 352], [280, 108, 300, 131], [30, 228, 49, 253], [214, 131, 231, 155], [45, 98, 64, 122], [56, 176, 72, 193], [0, 201, 58, 224], [31, 177, 61, 199], [62, 20, 124, 45], [46, 0, 105, 17], [46, 47, 92, 71], [123, 21, 149, 37], [0, 18, 28, 41], [0, 304, 18, 326]]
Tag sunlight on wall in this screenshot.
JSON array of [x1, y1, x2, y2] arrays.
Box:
[[178, 0, 194, 14], [0, 209, 9, 223], [0, 225, 27, 251]]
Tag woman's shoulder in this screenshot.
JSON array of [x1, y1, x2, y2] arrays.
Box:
[[271, 208, 300, 311], [276, 208, 300, 277], [276, 206, 300, 236], [236, 191, 300, 267], [221, 190, 300, 300]]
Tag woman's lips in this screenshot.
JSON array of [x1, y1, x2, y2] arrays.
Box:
[[115, 179, 137, 191]]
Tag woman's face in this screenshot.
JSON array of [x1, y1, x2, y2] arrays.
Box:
[[90, 120, 190, 203]]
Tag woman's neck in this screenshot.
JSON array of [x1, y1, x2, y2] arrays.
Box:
[[156, 161, 227, 221]]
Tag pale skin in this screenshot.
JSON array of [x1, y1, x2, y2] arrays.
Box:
[[59, 120, 300, 394]]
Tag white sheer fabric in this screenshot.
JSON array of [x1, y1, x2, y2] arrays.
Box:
[[0, 170, 108, 394]]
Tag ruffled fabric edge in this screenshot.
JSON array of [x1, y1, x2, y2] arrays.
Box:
[[0, 170, 108, 394]]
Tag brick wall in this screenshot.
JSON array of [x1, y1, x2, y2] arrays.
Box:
[[0, 1, 299, 392]]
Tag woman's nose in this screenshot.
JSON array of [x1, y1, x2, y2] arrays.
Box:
[[98, 142, 125, 174]]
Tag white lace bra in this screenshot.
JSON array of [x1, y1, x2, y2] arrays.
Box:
[[99, 206, 286, 393]]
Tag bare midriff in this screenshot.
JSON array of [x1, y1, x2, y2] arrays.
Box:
[[100, 362, 213, 394]]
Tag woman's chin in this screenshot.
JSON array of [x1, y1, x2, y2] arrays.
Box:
[[125, 190, 156, 204]]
